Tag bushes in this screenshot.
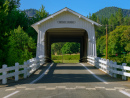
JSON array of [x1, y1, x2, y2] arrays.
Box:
[[7, 26, 36, 66], [101, 54, 130, 66]]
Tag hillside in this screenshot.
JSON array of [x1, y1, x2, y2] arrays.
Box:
[[24, 7, 130, 19], [24, 9, 37, 17], [95, 7, 130, 19]]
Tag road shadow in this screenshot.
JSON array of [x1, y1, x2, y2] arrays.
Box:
[[1, 63, 129, 87], [35, 63, 125, 83]]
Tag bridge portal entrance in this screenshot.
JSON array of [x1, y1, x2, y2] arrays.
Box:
[[45, 28, 88, 62], [31, 7, 101, 63]]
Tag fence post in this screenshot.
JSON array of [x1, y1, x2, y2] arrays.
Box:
[[122, 63, 127, 80], [113, 62, 117, 78], [2, 64, 7, 84], [27, 60, 30, 77], [94, 57, 96, 67], [15, 63, 19, 81], [95, 57, 97, 68], [33, 58, 37, 71], [24, 62, 27, 78], [109, 61, 113, 77], [106, 59, 109, 75]]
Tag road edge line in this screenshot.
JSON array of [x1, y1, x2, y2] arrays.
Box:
[[30, 63, 54, 84], [3, 91, 19, 98], [80, 63, 108, 84], [119, 90, 130, 97]]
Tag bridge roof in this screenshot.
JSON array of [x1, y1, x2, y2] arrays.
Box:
[[31, 7, 101, 32]]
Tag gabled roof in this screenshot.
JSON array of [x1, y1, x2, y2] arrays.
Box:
[[31, 7, 101, 32]]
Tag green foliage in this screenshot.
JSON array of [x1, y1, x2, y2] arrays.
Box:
[[108, 26, 130, 55], [25, 5, 49, 43], [0, 2, 49, 66], [51, 42, 80, 55], [61, 42, 80, 55], [93, 7, 130, 65], [7, 26, 36, 66], [116, 9, 124, 25], [90, 13, 97, 22], [95, 7, 130, 19], [51, 42, 65, 55], [35, 5, 49, 21], [101, 54, 130, 66], [96, 35, 106, 56]]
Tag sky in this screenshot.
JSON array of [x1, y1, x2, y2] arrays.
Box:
[[20, 0, 130, 16]]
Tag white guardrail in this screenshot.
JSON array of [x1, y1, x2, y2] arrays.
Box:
[[87, 56, 130, 80], [0, 55, 45, 84]]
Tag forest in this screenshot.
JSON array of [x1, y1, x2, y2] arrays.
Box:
[[0, 0, 48, 67], [0, 0, 130, 67], [95, 7, 130, 19], [90, 9, 130, 65]]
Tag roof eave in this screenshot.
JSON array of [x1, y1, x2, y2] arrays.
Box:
[[31, 7, 102, 29]]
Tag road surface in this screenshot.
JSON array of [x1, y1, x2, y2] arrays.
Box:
[[0, 63, 130, 98]]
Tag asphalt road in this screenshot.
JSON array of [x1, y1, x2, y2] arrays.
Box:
[[0, 63, 130, 98]]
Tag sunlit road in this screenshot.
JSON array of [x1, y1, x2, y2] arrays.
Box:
[[0, 63, 130, 98]]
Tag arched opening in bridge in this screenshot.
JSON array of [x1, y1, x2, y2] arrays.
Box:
[[51, 42, 80, 63], [44, 28, 88, 63]]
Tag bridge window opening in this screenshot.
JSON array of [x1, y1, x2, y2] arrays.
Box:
[[51, 42, 80, 63]]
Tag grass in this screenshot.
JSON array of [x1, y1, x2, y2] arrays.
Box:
[[52, 54, 80, 60], [52, 54, 80, 63], [53, 60, 79, 63]]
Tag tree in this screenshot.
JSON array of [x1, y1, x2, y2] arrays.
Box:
[[121, 26, 130, 52], [51, 42, 65, 55], [0, 0, 10, 64], [61, 42, 80, 55], [26, 5, 49, 43], [0, 0, 29, 65], [7, 26, 36, 66], [108, 26, 130, 55], [108, 14, 118, 31], [116, 9, 123, 25], [96, 35, 106, 56], [35, 5, 49, 21], [8, 0, 20, 12], [124, 16, 130, 25], [91, 13, 97, 22]]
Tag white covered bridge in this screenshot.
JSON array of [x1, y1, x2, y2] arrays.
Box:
[[31, 7, 101, 62]]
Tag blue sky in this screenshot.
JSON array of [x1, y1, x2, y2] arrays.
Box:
[[20, 0, 130, 16]]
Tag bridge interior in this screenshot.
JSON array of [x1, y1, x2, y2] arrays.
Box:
[[44, 28, 88, 62]]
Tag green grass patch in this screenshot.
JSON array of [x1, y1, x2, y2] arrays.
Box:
[[52, 54, 80, 60], [52, 54, 80, 63], [53, 60, 79, 63]]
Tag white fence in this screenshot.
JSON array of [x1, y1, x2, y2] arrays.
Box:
[[87, 56, 130, 80], [0, 55, 45, 84]]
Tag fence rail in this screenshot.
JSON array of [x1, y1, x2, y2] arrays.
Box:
[[0, 55, 45, 84], [87, 56, 130, 80]]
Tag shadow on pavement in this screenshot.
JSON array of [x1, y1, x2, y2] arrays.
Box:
[[1, 63, 129, 87]]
